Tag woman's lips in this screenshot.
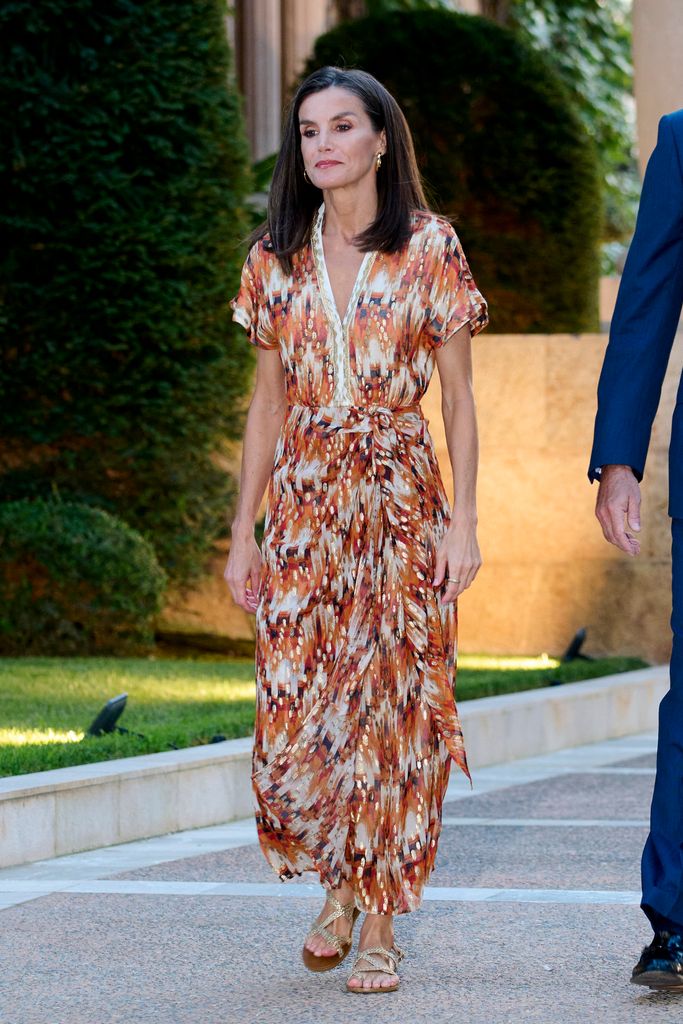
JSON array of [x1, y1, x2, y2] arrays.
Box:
[[315, 160, 341, 168]]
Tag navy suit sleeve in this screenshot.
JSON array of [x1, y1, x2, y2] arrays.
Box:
[[589, 112, 683, 483]]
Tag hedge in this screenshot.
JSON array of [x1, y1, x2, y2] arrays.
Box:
[[306, 9, 602, 332], [0, 0, 254, 584], [0, 500, 167, 655]]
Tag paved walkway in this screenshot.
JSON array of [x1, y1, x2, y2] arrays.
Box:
[[1, 732, 681, 1023]]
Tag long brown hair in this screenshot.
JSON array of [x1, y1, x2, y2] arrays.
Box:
[[253, 67, 429, 273]]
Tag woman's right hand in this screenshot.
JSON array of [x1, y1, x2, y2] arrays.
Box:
[[224, 532, 263, 615]]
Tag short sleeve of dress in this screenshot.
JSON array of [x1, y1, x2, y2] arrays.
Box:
[[230, 241, 278, 351], [423, 225, 489, 348]]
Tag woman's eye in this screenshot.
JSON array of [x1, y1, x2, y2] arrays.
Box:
[[336, 123, 351, 131], [302, 129, 317, 138]]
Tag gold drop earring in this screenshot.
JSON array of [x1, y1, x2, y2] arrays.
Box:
[[375, 152, 383, 172], [303, 169, 310, 182]]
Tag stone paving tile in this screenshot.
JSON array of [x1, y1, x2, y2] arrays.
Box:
[[110, 844, 277, 883], [610, 753, 657, 769], [108, 822, 646, 892], [445, 771, 654, 821], [429, 824, 646, 890], [1, 895, 681, 1024], [108, 770, 651, 886], [0, 735, 667, 1024]]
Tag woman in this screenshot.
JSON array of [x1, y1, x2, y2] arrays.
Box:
[[226, 66, 488, 994]]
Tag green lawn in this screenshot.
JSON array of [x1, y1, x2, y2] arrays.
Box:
[[454, 653, 648, 700], [0, 654, 648, 777]]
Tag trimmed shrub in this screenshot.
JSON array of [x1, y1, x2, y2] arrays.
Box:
[[0, 501, 167, 655], [0, 0, 253, 584], [306, 9, 602, 332]]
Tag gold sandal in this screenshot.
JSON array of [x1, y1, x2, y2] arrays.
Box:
[[346, 943, 404, 994], [301, 894, 360, 973]]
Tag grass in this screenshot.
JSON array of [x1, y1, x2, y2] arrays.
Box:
[[0, 657, 256, 777], [454, 653, 648, 700], [0, 653, 648, 777]]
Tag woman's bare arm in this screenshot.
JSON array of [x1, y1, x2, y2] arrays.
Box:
[[432, 322, 482, 604], [225, 349, 287, 612]]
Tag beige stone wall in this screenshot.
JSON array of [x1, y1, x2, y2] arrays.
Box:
[[633, 0, 683, 174], [449, 334, 678, 662], [161, 538, 256, 649], [600, 276, 620, 325], [161, 332, 681, 663]]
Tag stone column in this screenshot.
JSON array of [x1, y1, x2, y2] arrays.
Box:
[[240, 0, 282, 161], [282, 0, 334, 97], [633, 0, 683, 174]]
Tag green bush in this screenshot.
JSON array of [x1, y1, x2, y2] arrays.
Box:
[[0, 501, 167, 655], [0, 0, 254, 584], [307, 9, 602, 332]]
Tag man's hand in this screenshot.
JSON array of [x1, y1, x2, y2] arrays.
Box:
[[595, 464, 642, 557]]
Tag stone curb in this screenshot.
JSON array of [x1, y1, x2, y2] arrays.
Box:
[[459, 665, 668, 768], [0, 666, 668, 869]]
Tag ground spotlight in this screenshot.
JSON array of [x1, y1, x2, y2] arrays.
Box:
[[86, 693, 146, 739], [562, 627, 593, 663]]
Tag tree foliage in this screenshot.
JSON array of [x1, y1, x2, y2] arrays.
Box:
[[308, 9, 601, 332], [490, 0, 636, 242], [0, 0, 253, 584]]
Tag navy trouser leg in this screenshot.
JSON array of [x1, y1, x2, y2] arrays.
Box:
[[642, 517, 683, 933]]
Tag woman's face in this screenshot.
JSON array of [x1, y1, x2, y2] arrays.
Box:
[[298, 86, 386, 193]]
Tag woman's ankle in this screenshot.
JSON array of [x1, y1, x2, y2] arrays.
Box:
[[330, 879, 354, 901], [359, 912, 394, 942]]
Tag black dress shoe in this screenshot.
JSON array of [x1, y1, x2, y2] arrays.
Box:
[[631, 931, 683, 989]]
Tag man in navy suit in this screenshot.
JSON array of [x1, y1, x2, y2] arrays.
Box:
[[590, 108, 683, 989]]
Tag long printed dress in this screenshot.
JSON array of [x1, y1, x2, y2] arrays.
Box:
[[231, 203, 488, 915]]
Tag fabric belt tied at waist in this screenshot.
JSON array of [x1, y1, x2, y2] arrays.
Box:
[[287, 402, 426, 447]]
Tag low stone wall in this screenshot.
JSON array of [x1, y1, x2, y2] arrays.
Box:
[[161, 331, 682, 662], [0, 667, 668, 869], [0, 739, 253, 870]]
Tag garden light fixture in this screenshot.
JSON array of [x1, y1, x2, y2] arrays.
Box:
[[86, 693, 146, 739]]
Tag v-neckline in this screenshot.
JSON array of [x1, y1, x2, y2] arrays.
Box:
[[311, 202, 377, 329]]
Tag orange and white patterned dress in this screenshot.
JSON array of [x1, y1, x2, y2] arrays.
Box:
[[231, 203, 488, 915]]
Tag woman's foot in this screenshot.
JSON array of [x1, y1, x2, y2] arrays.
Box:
[[346, 913, 401, 992], [304, 880, 356, 960]]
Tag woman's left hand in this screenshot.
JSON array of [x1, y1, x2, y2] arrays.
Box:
[[432, 519, 482, 604]]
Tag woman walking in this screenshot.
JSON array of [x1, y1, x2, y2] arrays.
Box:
[[226, 66, 488, 994]]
